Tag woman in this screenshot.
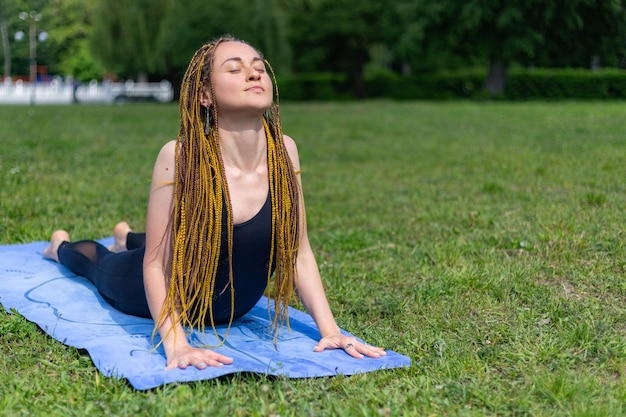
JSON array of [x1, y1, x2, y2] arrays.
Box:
[[43, 36, 385, 370]]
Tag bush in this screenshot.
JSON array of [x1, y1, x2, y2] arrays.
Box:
[[276, 68, 626, 101], [277, 73, 351, 101], [505, 68, 626, 99]]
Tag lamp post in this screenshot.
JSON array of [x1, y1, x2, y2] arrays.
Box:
[[18, 11, 42, 84]]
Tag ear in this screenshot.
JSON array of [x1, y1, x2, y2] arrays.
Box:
[[199, 87, 212, 108]]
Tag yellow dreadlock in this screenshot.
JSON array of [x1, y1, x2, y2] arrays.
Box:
[[154, 36, 301, 347]]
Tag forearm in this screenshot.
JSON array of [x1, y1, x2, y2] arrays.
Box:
[[296, 247, 387, 358], [154, 313, 190, 358], [296, 251, 341, 337], [144, 265, 190, 357]]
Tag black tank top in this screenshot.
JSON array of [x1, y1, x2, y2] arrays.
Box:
[[203, 192, 273, 325]]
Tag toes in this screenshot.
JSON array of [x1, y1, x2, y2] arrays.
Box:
[[113, 221, 131, 237], [109, 222, 131, 252], [43, 230, 70, 262]]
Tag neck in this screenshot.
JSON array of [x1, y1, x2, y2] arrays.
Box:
[[216, 117, 267, 172]]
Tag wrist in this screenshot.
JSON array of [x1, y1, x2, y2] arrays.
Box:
[[319, 323, 341, 338], [161, 331, 189, 356]]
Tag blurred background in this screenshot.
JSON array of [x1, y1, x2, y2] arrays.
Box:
[[1, 0, 626, 101]]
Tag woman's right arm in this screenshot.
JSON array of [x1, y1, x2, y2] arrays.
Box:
[[143, 141, 233, 370]]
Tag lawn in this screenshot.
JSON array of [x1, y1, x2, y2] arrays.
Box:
[[0, 100, 625, 416]]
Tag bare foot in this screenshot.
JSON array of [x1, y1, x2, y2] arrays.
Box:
[[108, 222, 132, 253], [43, 230, 70, 263]]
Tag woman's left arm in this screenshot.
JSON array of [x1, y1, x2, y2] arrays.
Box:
[[283, 135, 386, 359]]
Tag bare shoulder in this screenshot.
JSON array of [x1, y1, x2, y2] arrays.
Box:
[[152, 140, 177, 182], [155, 140, 177, 165], [158, 140, 177, 160], [282, 134, 297, 150], [282, 134, 301, 168]]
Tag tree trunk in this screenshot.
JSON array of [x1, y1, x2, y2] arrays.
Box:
[[485, 60, 506, 97], [0, 18, 10, 80]]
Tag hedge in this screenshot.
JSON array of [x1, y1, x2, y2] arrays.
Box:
[[276, 68, 626, 101], [505, 68, 626, 99]]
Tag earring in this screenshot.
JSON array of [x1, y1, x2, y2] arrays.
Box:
[[204, 106, 213, 135]]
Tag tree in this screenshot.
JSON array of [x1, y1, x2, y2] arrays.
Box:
[[90, 0, 168, 80], [1, 0, 108, 81], [41, 0, 103, 81], [0, 3, 11, 79], [155, 0, 293, 94], [393, 0, 626, 96], [289, 0, 387, 96], [157, 0, 291, 74], [1, 0, 49, 79], [156, 0, 252, 80], [535, 0, 626, 68], [250, 0, 291, 74], [86, 0, 292, 87]]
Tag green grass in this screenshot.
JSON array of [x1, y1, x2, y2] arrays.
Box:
[[1, 101, 625, 416]]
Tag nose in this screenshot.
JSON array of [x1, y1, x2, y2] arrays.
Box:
[[247, 67, 261, 81]]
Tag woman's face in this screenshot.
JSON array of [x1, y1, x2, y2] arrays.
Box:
[[206, 41, 273, 117]]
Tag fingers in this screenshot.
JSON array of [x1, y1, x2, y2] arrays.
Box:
[[313, 337, 342, 352], [346, 342, 387, 359], [341, 342, 364, 359], [314, 337, 387, 359], [166, 350, 233, 370]]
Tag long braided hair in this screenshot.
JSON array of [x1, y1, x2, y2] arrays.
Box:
[[155, 36, 301, 345]]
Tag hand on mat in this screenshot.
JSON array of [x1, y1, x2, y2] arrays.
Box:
[[313, 335, 387, 359], [166, 345, 233, 370]]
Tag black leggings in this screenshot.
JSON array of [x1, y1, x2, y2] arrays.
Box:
[[57, 199, 273, 324], [58, 233, 151, 318]]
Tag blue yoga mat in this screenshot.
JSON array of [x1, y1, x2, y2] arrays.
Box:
[[0, 239, 411, 390]]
